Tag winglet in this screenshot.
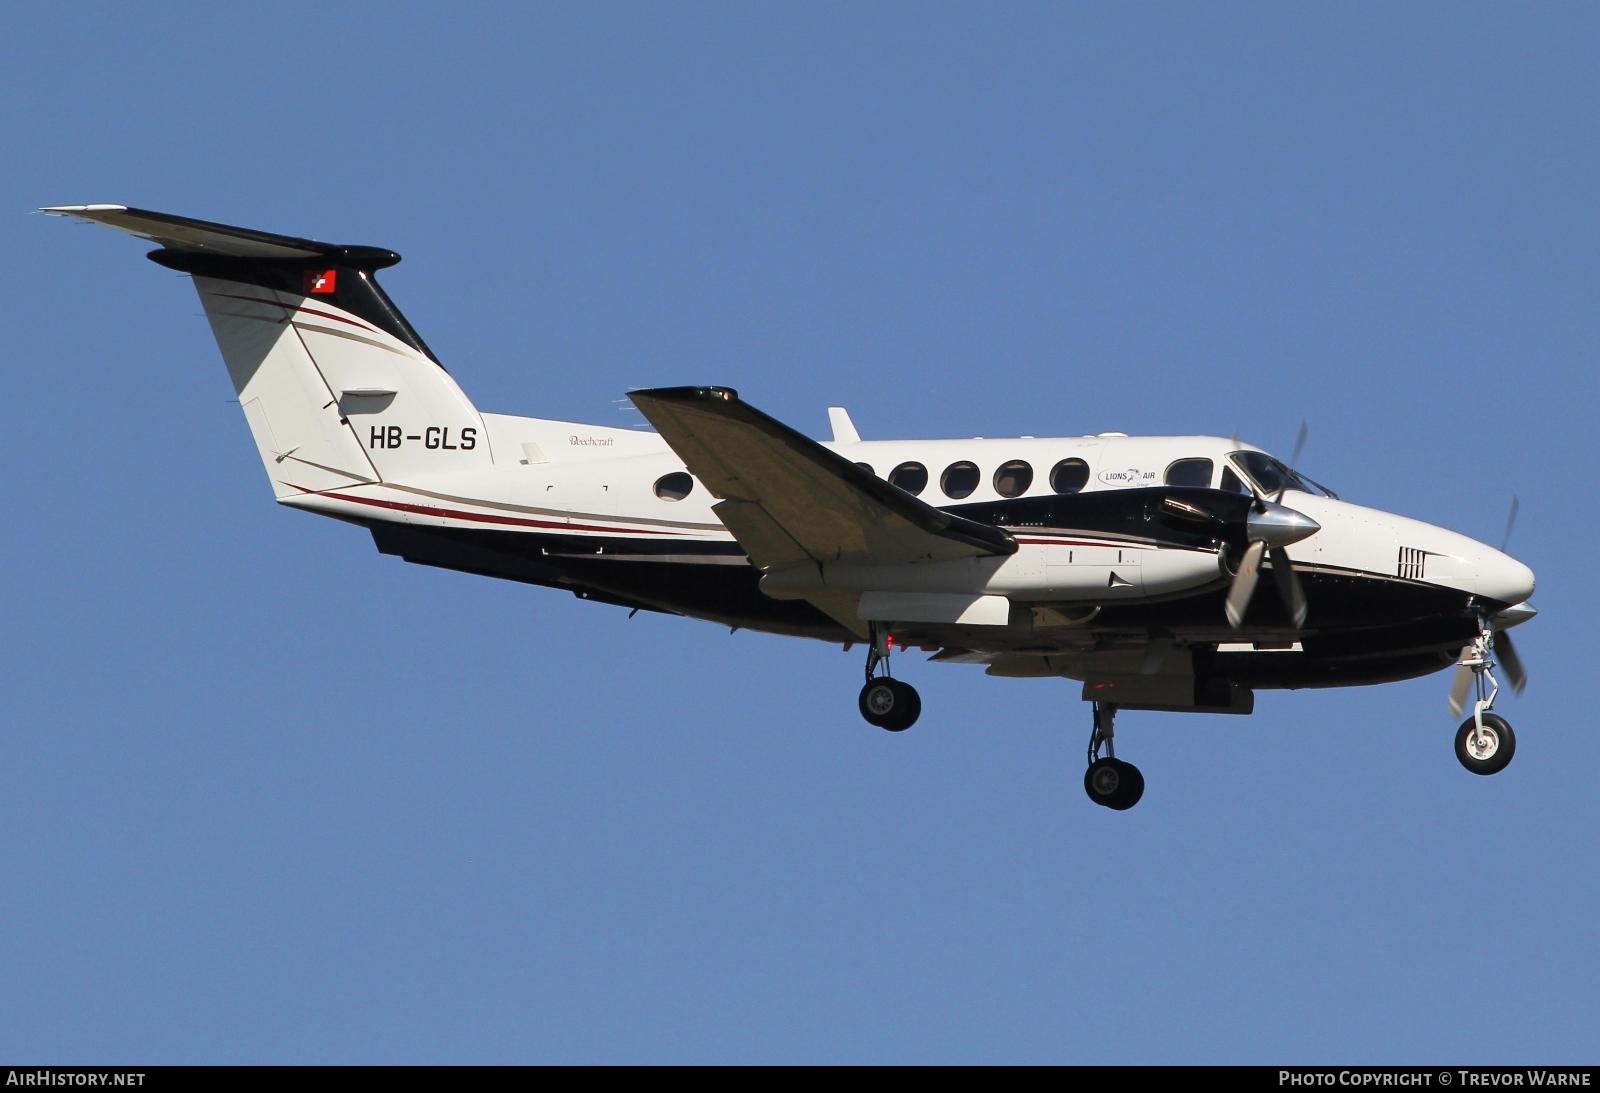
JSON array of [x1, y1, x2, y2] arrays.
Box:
[[828, 406, 861, 444]]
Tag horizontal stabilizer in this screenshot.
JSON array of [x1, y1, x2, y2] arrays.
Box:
[[40, 204, 400, 267]]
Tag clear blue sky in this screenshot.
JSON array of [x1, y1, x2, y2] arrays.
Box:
[[5, 2, 1596, 1064]]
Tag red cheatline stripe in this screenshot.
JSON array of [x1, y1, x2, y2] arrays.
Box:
[[294, 486, 686, 537], [293, 304, 377, 332], [212, 292, 379, 334]]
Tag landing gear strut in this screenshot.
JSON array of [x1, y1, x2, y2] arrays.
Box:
[[1452, 625, 1517, 775], [858, 626, 920, 732], [1083, 702, 1144, 810]]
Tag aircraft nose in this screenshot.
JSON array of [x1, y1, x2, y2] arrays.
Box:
[[1475, 548, 1535, 607]]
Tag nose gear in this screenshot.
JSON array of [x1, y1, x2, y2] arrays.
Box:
[[1448, 621, 1518, 775]]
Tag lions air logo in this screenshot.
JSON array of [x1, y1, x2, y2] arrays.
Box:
[[303, 269, 338, 295], [1098, 467, 1158, 486]]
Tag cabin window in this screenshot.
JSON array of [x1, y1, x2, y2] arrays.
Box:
[[888, 461, 928, 495], [1165, 458, 1213, 488], [853, 462, 875, 476], [1220, 467, 1247, 494], [941, 461, 980, 499], [993, 460, 1033, 498], [653, 471, 694, 501], [1050, 458, 1090, 494]]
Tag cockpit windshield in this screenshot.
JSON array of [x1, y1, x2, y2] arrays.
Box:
[[1229, 451, 1338, 499]]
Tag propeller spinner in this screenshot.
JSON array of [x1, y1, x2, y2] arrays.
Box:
[[1225, 421, 1317, 630], [1224, 499, 1319, 629]]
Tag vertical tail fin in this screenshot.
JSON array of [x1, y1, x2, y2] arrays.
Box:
[[44, 205, 492, 497]]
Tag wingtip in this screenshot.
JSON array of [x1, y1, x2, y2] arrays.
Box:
[[39, 203, 129, 215], [629, 386, 740, 405]]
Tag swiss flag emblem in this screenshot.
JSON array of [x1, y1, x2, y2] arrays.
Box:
[[304, 269, 338, 295]]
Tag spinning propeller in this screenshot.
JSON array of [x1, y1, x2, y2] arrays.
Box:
[[1225, 422, 1316, 630], [1159, 485, 1319, 630], [1447, 496, 1530, 717], [1224, 505, 1315, 629], [1447, 623, 1529, 718]]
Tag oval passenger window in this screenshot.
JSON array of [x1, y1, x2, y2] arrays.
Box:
[[654, 471, 694, 501], [888, 461, 929, 496], [1051, 458, 1089, 494], [994, 459, 1033, 498], [941, 461, 980, 499]]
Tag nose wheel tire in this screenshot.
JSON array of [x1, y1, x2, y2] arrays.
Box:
[[1455, 713, 1516, 775], [1084, 757, 1145, 810], [859, 679, 921, 732]]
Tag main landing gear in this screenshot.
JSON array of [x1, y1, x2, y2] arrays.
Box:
[[857, 627, 921, 732], [1451, 625, 1517, 776], [1084, 702, 1144, 810]]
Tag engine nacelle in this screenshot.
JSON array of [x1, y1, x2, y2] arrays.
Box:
[[759, 542, 1224, 603]]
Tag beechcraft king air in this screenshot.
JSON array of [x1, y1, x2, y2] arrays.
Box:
[[46, 204, 1539, 810]]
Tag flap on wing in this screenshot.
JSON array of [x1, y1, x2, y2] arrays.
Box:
[[629, 387, 1016, 570], [712, 499, 811, 572]]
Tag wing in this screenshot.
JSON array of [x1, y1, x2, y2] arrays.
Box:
[[629, 387, 1016, 631]]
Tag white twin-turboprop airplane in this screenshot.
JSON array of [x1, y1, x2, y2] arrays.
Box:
[[46, 204, 1538, 810]]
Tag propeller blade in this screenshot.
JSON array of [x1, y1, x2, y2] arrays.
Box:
[[1225, 540, 1266, 629], [1272, 421, 1311, 504], [1288, 420, 1309, 469], [1269, 546, 1307, 629], [1496, 630, 1528, 696], [1447, 652, 1473, 718], [1500, 495, 1520, 553]]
